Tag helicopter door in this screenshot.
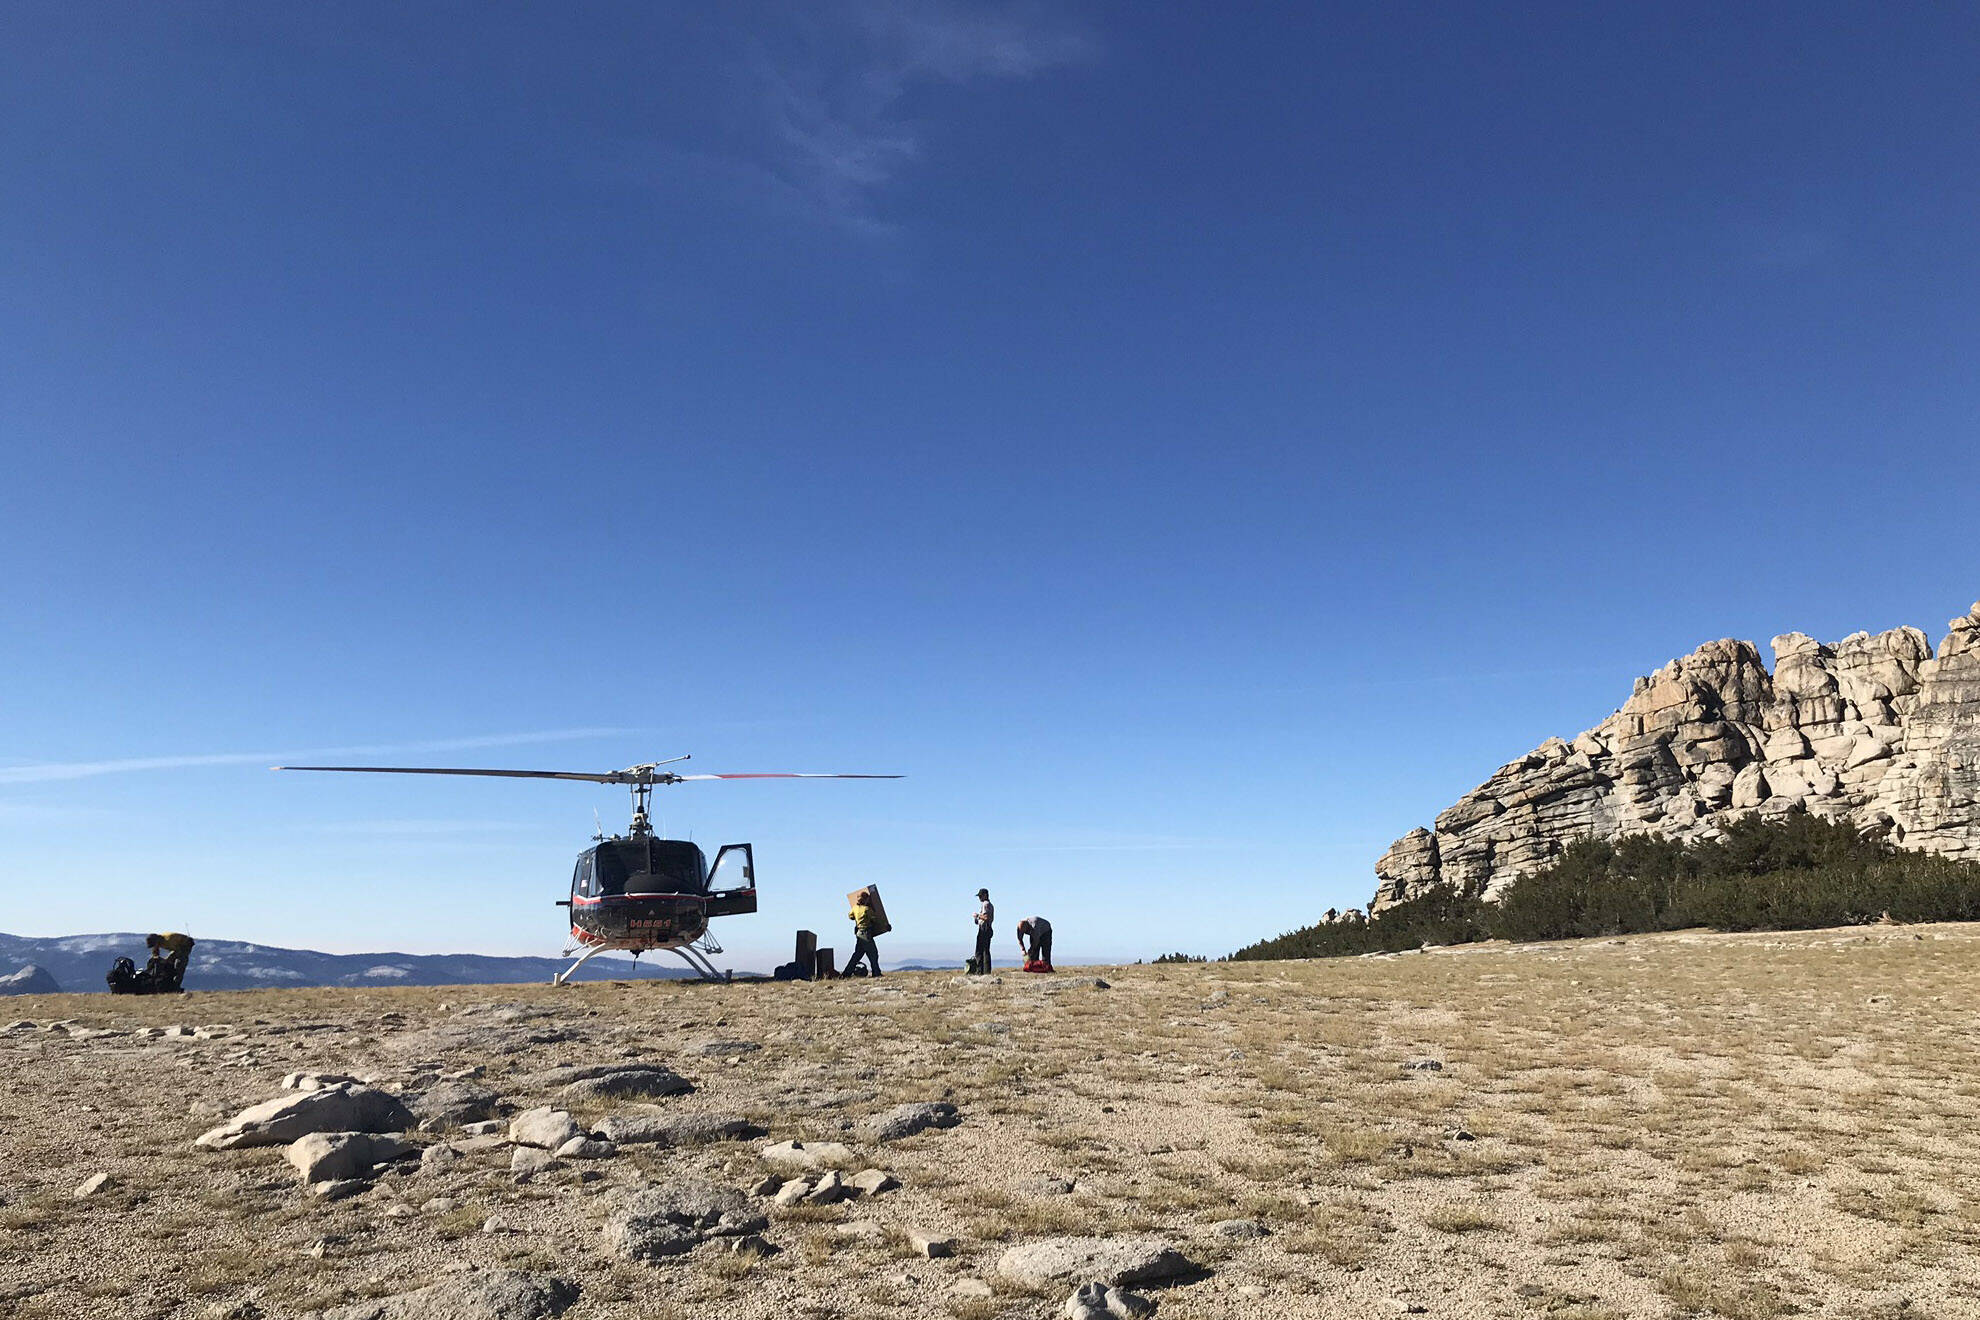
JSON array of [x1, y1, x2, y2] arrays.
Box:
[[703, 843, 757, 917]]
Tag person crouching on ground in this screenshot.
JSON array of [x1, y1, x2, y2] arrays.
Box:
[[844, 889, 884, 978], [145, 932, 195, 991], [1016, 916, 1053, 971], [970, 888, 994, 974]]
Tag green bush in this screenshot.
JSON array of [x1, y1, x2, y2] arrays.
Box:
[[1231, 809, 1980, 960], [1230, 885, 1490, 961]]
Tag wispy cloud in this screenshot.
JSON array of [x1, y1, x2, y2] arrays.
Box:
[[0, 728, 635, 786], [743, 1, 1093, 230]]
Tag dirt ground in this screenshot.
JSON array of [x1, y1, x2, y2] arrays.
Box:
[[4, 922, 1980, 1320]]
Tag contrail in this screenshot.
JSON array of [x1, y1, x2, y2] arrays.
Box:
[[0, 728, 635, 785]]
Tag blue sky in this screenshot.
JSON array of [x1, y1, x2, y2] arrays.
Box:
[[2, 3, 1976, 969]]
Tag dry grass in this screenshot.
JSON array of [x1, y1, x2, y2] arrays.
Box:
[[7, 924, 1980, 1318]]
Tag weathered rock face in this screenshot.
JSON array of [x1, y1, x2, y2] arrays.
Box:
[[1372, 603, 1980, 910], [0, 965, 61, 995]]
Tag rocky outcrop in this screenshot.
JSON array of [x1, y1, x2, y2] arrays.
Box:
[[1372, 602, 1980, 910], [0, 965, 61, 995]]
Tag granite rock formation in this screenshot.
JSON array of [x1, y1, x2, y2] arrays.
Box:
[[1372, 602, 1980, 910]]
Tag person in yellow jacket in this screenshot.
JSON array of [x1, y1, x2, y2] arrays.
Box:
[[144, 932, 195, 990], [843, 891, 884, 978]]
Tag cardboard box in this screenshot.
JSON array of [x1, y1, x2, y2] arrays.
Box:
[[847, 885, 892, 936]]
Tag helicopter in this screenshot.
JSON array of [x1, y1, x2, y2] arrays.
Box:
[[273, 755, 899, 983]]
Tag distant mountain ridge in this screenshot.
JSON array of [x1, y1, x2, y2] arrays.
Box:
[[0, 932, 695, 993]]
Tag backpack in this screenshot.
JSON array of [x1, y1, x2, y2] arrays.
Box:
[[106, 956, 138, 994]]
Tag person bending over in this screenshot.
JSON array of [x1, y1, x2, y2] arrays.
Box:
[[1016, 916, 1053, 971], [145, 932, 195, 991]]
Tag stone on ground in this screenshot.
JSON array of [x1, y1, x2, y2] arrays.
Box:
[[306, 1269, 577, 1319], [554, 1136, 615, 1159], [507, 1108, 582, 1150], [1213, 1218, 1268, 1239], [1067, 1282, 1156, 1320], [197, 1085, 416, 1150], [759, 1138, 857, 1172], [604, 1178, 767, 1261], [558, 1066, 692, 1102], [908, 1230, 956, 1259], [997, 1237, 1192, 1289], [286, 1132, 416, 1184], [510, 1147, 556, 1181], [410, 1079, 502, 1131], [863, 1101, 960, 1142], [73, 1172, 110, 1198], [310, 1179, 369, 1201], [596, 1113, 761, 1146], [847, 1168, 898, 1197]]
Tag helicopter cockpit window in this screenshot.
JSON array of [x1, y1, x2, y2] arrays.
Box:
[[573, 852, 597, 898], [595, 840, 706, 895]]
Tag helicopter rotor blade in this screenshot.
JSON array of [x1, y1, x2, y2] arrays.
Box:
[[674, 773, 904, 780], [273, 766, 636, 784]]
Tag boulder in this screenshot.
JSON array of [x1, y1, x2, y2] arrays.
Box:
[[507, 1108, 581, 1150], [285, 1132, 415, 1184], [759, 1138, 857, 1172], [307, 1269, 577, 1320], [411, 1080, 502, 1131], [554, 1136, 616, 1160], [863, 1102, 960, 1142], [596, 1113, 763, 1147], [690, 1040, 761, 1058], [419, 1143, 461, 1173], [604, 1179, 767, 1261], [197, 1085, 416, 1150], [558, 1067, 692, 1102], [510, 1148, 556, 1182], [997, 1237, 1192, 1290]]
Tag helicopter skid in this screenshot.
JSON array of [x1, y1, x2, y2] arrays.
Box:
[[553, 932, 731, 985], [551, 942, 615, 986]]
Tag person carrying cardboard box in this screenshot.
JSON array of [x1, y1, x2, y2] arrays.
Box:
[[844, 885, 890, 977]]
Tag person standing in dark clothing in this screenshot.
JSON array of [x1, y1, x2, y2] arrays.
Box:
[[971, 888, 994, 974]]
